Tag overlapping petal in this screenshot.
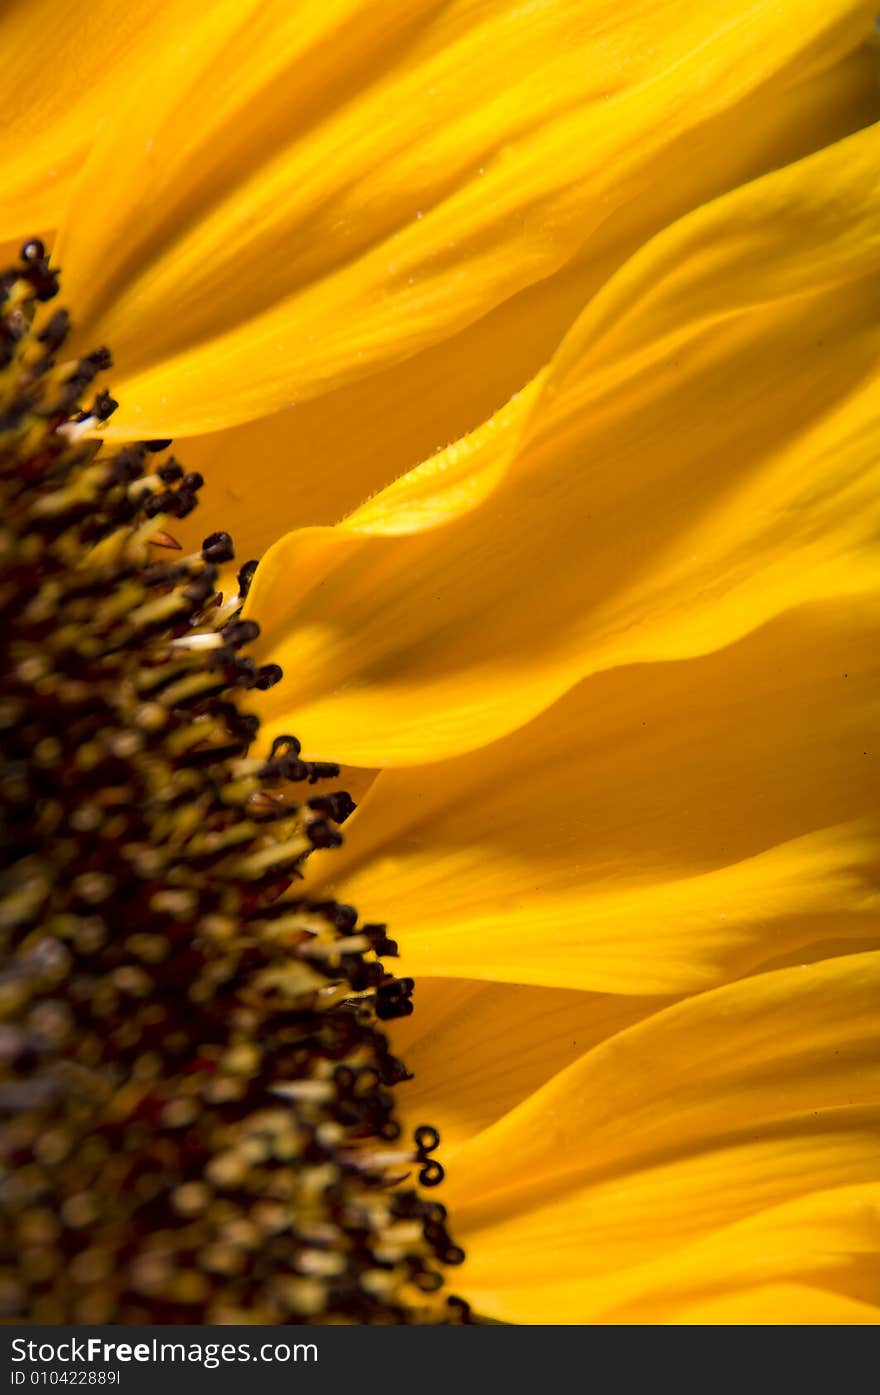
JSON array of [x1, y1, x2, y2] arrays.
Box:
[[176, 34, 879, 556], [0, 1, 195, 239], [389, 981, 667, 1152], [248, 121, 880, 766], [49, 0, 876, 438], [458, 1187, 880, 1322], [669, 1285, 880, 1324], [304, 600, 880, 994], [174, 370, 543, 558], [430, 953, 880, 1322]]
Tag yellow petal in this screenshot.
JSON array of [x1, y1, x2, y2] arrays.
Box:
[[249, 122, 880, 766], [302, 600, 880, 994], [149, 32, 880, 553], [172, 370, 544, 560], [54, 0, 877, 437], [669, 1283, 880, 1324], [463, 1187, 880, 1322], [0, 2, 196, 239], [441, 953, 880, 1321], [391, 980, 667, 1152]]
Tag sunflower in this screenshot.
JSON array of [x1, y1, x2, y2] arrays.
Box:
[[2, 0, 880, 1325]]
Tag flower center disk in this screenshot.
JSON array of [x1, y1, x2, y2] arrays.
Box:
[[0, 244, 466, 1325]]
